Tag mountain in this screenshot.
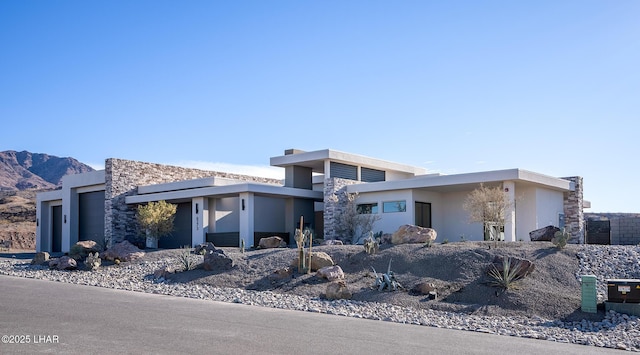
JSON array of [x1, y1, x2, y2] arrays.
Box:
[[0, 150, 95, 191]]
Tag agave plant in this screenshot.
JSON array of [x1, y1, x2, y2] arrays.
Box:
[[487, 256, 525, 290], [372, 259, 402, 291]]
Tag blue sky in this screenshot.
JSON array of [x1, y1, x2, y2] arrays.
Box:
[[1, 1, 638, 212]]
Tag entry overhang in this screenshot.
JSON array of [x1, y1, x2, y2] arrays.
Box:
[[125, 183, 323, 205]]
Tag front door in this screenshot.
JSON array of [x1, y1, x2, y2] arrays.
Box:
[[52, 205, 62, 253], [415, 202, 432, 228]]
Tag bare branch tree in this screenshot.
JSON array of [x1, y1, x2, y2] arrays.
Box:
[[462, 184, 513, 241], [335, 192, 381, 244]]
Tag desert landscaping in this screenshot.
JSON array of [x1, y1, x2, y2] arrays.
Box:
[[2, 231, 640, 352]]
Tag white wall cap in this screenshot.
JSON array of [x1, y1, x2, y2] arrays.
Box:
[[137, 177, 261, 195], [348, 168, 573, 194], [61, 170, 106, 188], [36, 189, 63, 203]]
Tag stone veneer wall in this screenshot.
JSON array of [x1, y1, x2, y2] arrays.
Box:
[[585, 213, 640, 245], [562, 176, 584, 244], [323, 177, 359, 240], [104, 158, 282, 247]]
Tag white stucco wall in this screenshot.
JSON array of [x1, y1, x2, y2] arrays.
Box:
[[515, 184, 537, 240], [213, 197, 239, 233], [440, 190, 484, 242], [536, 187, 565, 229], [355, 190, 413, 235]]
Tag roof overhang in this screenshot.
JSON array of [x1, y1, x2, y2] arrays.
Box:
[[126, 183, 323, 205], [348, 169, 573, 194], [270, 149, 426, 175]]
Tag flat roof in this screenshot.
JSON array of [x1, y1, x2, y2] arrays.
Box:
[[270, 149, 426, 175], [126, 183, 323, 204], [348, 168, 574, 194]]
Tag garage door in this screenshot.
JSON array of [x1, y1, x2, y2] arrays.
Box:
[[79, 191, 106, 246]]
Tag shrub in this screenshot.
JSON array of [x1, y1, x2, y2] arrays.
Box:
[[552, 228, 569, 249], [137, 200, 177, 240]]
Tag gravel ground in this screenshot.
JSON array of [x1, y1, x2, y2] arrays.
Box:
[[1, 242, 639, 352]]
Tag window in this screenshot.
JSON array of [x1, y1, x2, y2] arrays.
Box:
[[357, 203, 378, 214], [330, 162, 357, 180], [383, 200, 406, 213], [361, 167, 385, 182]]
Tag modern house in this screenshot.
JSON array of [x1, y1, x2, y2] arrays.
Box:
[[36, 148, 586, 252]]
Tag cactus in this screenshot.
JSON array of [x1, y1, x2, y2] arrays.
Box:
[[85, 252, 101, 271], [240, 239, 245, 254], [372, 259, 402, 291], [552, 228, 569, 249], [363, 233, 379, 255]]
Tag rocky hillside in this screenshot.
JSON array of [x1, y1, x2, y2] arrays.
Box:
[[0, 150, 94, 191], [0, 150, 95, 250]]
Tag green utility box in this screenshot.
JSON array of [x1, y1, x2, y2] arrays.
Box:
[[581, 275, 598, 313]]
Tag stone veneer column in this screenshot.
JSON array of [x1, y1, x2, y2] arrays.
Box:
[[104, 158, 282, 248], [323, 177, 359, 240], [562, 176, 584, 244]]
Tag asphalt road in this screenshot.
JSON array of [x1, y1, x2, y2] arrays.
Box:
[[0, 275, 624, 354]]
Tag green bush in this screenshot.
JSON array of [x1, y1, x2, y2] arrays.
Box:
[[552, 228, 569, 249]]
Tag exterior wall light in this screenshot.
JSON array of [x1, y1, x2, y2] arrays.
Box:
[[242, 199, 245, 211], [64, 215, 67, 223], [195, 203, 199, 214]]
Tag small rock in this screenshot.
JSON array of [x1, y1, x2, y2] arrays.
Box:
[[194, 242, 219, 255], [316, 265, 345, 281], [31, 251, 50, 265], [203, 250, 233, 271], [322, 240, 343, 246], [325, 280, 352, 300], [154, 266, 175, 279], [268, 267, 293, 281], [56, 256, 77, 270]]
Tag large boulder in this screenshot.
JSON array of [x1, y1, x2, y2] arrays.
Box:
[[291, 251, 334, 272], [325, 281, 352, 300], [70, 240, 103, 260], [316, 265, 345, 281], [203, 249, 233, 271], [391, 225, 437, 244], [529, 225, 561, 242], [258, 236, 287, 249], [488, 255, 535, 280], [322, 239, 343, 246], [102, 240, 145, 262], [31, 251, 50, 265]]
